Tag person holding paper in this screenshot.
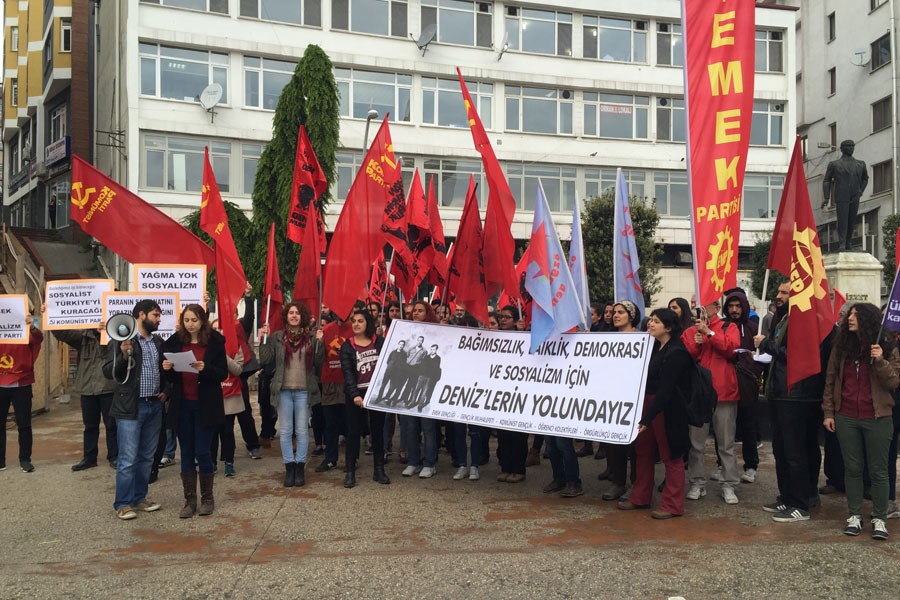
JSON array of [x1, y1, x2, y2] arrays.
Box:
[[0, 308, 43, 473], [161, 304, 227, 518]]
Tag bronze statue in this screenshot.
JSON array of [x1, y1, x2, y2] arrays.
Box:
[[822, 140, 868, 251]]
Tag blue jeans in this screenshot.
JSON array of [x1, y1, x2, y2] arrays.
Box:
[[114, 398, 163, 510], [453, 424, 482, 468], [177, 400, 215, 475], [279, 389, 309, 463], [407, 416, 437, 468], [164, 428, 177, 460], [548, 436, 581, 486]]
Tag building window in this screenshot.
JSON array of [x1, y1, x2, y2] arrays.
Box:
[[507, 163, 576, 212], [583, 92, 649, 139], [584, 168, 647, 201], [873, 160, 892, 195], [335, 150, 413, 200], [10, 135, 19, 173], [750, 101, 784, 146], [743, 174, 784, 219], [10, 26, 18, 51], [239, 0, 321, 26], [800, 134, 808, 160], [10, 79, 17, 106], [656, 22, 683, 67], [422, 77, 492, 129], [583, 16, 647, 63], [332, 0, 407, 38], [653, 171, 690, 217], [140, 43, 229, 103], [656, 97, 685, 142], [755, 30, 783, 73], [828, 67, 836, 95], [873, 96, 892, 132], [60, 19, 72, 52], [421, 0, 492, 48], [142, 134, 232, 192], [504, 6, 571, 56], [505, 86, 573, 135], [829, 122, 837, 149], [244, 56, 296, 110], [48, 181, 70, 229], [827, 12, 835, 42], [49, 105, 67, 142], [336, 68, 411, 123], [44, 33, 53, 66], [243, 143, 263, 194], [141, 0, 229, 13], [423, 158, 486, 208], [872, 33, 891, 71], [872, 0, 888, 10]]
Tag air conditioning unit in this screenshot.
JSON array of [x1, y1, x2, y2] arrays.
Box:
[[35, 162, 49, 180]]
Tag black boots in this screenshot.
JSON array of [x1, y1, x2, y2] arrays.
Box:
[[373, 454, 390, 485], [344, 460, 357, 488], [198, 473, 215, 516], [179, 472, 197, 519], [295, 462, 306, 487], [283, 462, 295, 487]]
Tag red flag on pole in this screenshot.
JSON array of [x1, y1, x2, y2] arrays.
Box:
[[832, 288, 847, 318], [263, 223, 284, 332], [426, 175, 449, 288], [768, 138, 834, 388], [682, 0, 755, 306], [293, 202, 325, 316], [287, 125, 328, 245], [69, 155, 215, 268], [200, 148, 247, 355], [446, 176, 489, 324], [324, 117, 404, 318], [390, 170, 434, 299], [457, 68, 518, 299], [368, 252, 390, 306]]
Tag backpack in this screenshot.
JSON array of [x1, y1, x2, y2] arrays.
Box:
[[685, 361, 718, 427]]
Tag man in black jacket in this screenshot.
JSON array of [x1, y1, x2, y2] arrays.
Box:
[[103, 300, 169, 521]]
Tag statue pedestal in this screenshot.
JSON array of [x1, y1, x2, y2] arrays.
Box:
[[823, 252, 884, 305]]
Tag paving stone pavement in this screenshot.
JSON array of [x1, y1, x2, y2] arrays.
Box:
[[2, 398, 899, 599]]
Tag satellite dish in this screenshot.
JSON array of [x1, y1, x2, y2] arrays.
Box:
[[497, 31, 509, 61], [850, 48, 871, 67], [411, 24, 436, 56], [199, 83, 223, 110]]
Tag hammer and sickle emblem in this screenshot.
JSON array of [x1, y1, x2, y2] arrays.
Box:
[[0, 354, 14, 370], [71, 182, 96, 210]]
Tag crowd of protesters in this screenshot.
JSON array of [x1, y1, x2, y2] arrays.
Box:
[[2, 285, 899, 540]]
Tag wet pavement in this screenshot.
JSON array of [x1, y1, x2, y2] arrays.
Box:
[[2, 398, 900, 599]]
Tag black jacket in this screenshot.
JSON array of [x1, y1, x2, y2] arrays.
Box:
[[640, 338, 692, 459], [340, 336, 384, 400], [161, 330, 228, 429], [759, 312, 836, 401], [103, 333, 170, 420]]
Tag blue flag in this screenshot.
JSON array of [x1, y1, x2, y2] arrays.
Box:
[[525, 181, 587, 353], [613, 168, 645, 315], [569, 195, 591, 327]]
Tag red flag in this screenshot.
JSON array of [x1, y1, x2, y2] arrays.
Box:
[[200, 148, 247, 355], [768, 138, 834, 388], [833, 288, 847, 318], [263, 223, 284, 331], [446, 176, 489, 324], [457, 68, 518, 299], [683, 1, 755, 306], [69, 155, 214, 268], [426, 175, 449, 288], [368, 252, 389, 306], [293, 202, 325, 316], [287, 125, 328, 245], [390, 170, 435, 300], [324, 117, 404, 318]]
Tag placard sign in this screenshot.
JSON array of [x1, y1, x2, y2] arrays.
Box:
[[133, 264, 206, 309], [101, 292, 180, 344], [365, 321, 653, 444], [43, 279, 114, 330], [0, 295, 30, 344]]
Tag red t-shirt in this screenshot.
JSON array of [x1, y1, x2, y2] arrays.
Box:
[[181, 342, 204, 401]]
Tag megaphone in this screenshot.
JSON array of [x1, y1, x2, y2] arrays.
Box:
[[106, 313, 137, 342]]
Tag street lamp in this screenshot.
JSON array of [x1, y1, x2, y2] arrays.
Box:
[[363, 109, 379, 149]]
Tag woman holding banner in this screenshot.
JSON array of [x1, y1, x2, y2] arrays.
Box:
[[497, 305, 529, 483], [618, 308, 691, 519], [162, 305, 227, 518], [822, 303, 900, 539], [401, 301, 442, 479]]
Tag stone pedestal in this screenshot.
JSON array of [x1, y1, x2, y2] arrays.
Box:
[[823, 252, 884, 305]]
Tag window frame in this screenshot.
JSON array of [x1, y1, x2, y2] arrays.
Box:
[[656, 22, 683, 67], [755, 29, 784, 73], [243, 55, 297, 110], [10, 26, 19, 52], [504, 5, 572, 57], [10, 78, 18, 107], [872, 96, 892, 132], [655, 96, 685, 142], [238, 0, 321, 26], [507, 162, 576, 212], [583, 15, 648, 63], [871, 33, 891, 71], [584, 168, 647, 202], [505, 85, 574, 135], [421, 76, 492, 130], [583, 92, 650, 140], [141, 133, 238, 194], [826, 12, 835, 42], [742, 174, 784, 219], [828, 67, 836, 96], [139, 43, 230, 105], [750, 101, 785, 147], [331, 0, 408, 38], [140, 0, 230, 14], [420, 0, 492, 49], [653, 171, 691, 217], [335, 67, 412, 123], [872, 160, 892, 195], [49, 104, 67, 143], [60, 18, 72, 53]]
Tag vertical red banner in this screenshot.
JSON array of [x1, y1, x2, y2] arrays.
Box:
[[683, 0, 755, 305]]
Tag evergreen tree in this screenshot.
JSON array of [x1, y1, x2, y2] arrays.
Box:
[[882, 213, 900, 289], [580, 190, 662, 306], [749, 235, 787, 302]]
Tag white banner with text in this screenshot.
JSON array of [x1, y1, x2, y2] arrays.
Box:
[[133, 264, 206, 309], [43, 279, 114, 330], [101, 292, 180, 344], [0, 295, 30, 344]]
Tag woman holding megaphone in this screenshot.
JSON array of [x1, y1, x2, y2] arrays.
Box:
[[161, 304, 227, 518]]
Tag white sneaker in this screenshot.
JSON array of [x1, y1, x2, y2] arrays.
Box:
[[710, 465, 723, 481], [469, 466, 480, 481], [887, 501, 900, 519], [686, 485, 707, 501], [741, 468, 757, 483], [453, 466, 469, 480], [419, 466, 436, 478], [722, 486, 739, 505], [401, 465, 418, 477]]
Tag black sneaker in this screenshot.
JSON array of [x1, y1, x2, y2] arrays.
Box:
[[20, 460, 34, 473], [762, 500, 787, 513], [871, 518, 889, 540], [315, 460, 336, 473], [0, 462, 6, 471], [542, 480, 565, 494], [311, 447, 325, 457], [843, 515, 862, 536], [772, 507, 810, 523]]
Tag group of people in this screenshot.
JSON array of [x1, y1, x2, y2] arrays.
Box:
[[2, 281, 899, 541]]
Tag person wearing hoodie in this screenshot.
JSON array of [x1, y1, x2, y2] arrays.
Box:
[[723, 288, 765, 483], [681, 299, 742, 505]]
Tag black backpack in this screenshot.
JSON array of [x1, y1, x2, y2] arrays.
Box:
[[685, 361, 718, 427]]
